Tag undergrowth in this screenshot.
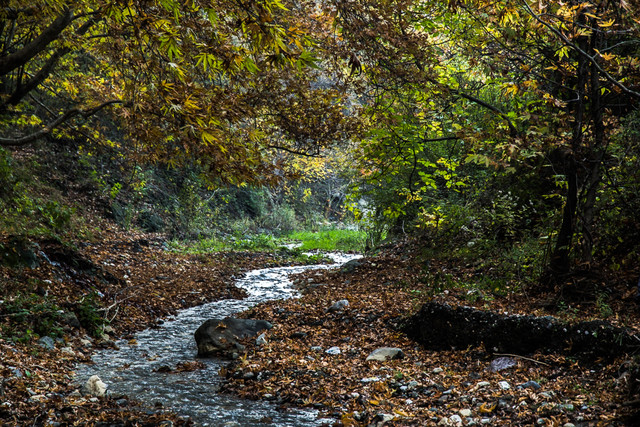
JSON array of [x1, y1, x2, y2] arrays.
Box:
[[286, 228, 366, 252]]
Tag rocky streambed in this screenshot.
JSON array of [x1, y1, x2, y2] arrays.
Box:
[[75, 252, 360, 426]]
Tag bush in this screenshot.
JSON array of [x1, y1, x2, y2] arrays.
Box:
[[74, 292, 105, 337], [0, 294, 64, 342]]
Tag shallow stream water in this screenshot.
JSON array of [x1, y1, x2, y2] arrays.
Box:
[[75, 252, 360, 426]]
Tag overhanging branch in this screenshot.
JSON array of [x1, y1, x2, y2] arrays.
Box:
[[521, 1, 640, 100], [0, 7, 73, 77], [0, 100, 126, 147]]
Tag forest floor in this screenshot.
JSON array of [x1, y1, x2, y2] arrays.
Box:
[[218, 240, 640, 426], [0, 221, 317, 426], [2, 227, 640, 426]]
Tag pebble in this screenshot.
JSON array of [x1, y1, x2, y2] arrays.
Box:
[[498, 381, 511, 390], [38, 336, 55, 350], [60, 347, 75, 356], [489, 357, 517, 372], [255, 333, 267, 346], [480, 418, 492, 424], [310, 346, 323, 352], [366, 347, 404, 361], [327, 299, 349, 312], [325, 346, 341, 355], [476, 381, 490, 388], [564, 424, 576, 427], [459, 408, 472, 417], [8, 367, 22, 378], [449, 414, 462, 425], [519, 380, 541, 390], [433, 367, 444, 373]]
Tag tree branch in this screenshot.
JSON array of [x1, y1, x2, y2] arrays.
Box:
[[0, 100, 126, 147], [0, 7, 74, 77], [267, 144, 322, 157], [451, 89, 519, 137], [521, 1, 640, 100], [1, 15, 98, 109]]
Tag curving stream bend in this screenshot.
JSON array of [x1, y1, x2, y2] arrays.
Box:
[[75, 252, 361, 426]]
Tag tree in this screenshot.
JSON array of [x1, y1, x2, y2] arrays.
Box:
[[0, 0, 356, 183], [334, 0, 640, 279]]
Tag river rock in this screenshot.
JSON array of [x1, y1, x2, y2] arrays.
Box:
[[327, 299, 349, 312], [519, 380, 541, 390], [489, 357, 517, 372], [366, 347, 404, 361], [340, 258, 363, 273], [326, 346, 341, 355], [38, 336, 55, 350], [194, 317, 272, 357], [84, 375, 107, 397]]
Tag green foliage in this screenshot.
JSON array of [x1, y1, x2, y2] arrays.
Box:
[[37, 201, 75, 232], [74, 292, 105, 338], [286, 228, 366, 252], [0, 294, 64, 342]]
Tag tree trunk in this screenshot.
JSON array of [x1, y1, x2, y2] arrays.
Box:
[[549, 153, 578, 277], [579, 31, 606, 261], [547, 20, 590, 280]]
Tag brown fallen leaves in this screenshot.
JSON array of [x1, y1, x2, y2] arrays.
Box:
[[220, 243, 639, 426], [2, 228, 639, 425], [0, 223, 297, 425]]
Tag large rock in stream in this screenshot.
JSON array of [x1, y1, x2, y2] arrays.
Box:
[[404, 302, 640, 361], [195, 318, 272, 358]]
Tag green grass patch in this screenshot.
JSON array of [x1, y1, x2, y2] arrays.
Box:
[[169, 233, 283, 254], [286, 228, 366, 252]]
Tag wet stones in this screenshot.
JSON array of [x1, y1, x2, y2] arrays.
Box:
[[194, 317, 272, 358]]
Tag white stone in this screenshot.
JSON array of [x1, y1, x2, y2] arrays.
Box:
[[477, 381, 491, 388], [498, 381, 511, 390], [459, 408, 472, 417], [449, 414, 463, 425], [85, 375, 107, 397], [255, 333, 267, 346], [433, 367, 444, 373], [366, 347, 404, 362], [325, 346, 341, 355], [60, 347, 75, 356]]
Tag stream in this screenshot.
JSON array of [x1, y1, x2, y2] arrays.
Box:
[[75, 252, 361, 426]]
